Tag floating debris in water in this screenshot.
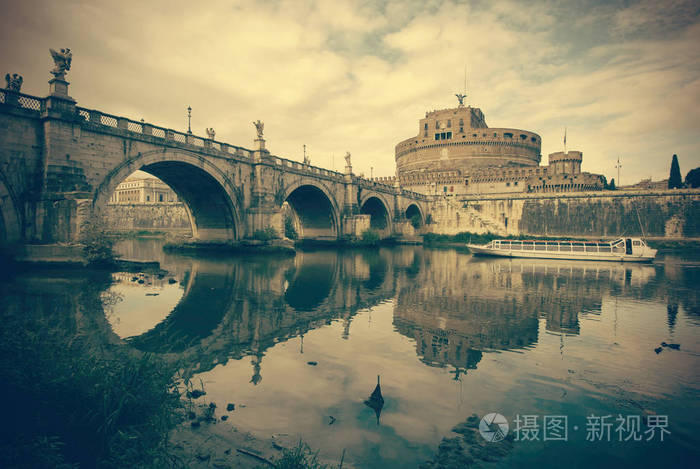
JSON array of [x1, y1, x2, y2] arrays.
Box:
[[364, 375, 384, 425], [307, 361, 318, 366], [227, 403, 235, 411]]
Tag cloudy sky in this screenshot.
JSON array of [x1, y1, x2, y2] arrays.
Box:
[[2, 0, 699, 184]]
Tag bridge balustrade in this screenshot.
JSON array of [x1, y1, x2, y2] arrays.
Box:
[[0, 89, 46, 112]]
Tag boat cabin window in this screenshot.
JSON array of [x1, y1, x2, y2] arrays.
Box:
[[633, 240, 641, 246]]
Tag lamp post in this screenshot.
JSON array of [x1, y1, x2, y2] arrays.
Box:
[[615, 156, 622, 187], [187, 105, 192, 134]]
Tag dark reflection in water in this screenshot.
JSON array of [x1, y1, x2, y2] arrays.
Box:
[[4, 240, 699, 468]]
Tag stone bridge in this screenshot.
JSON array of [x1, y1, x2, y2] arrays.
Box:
[[0, 75, 428, 245]]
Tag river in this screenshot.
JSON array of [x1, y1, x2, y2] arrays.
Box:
[[4, 238, 699, 467]]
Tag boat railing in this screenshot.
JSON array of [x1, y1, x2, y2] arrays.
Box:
[[492, 239, 626, 254]]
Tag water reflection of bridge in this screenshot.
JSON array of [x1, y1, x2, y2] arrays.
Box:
[[122, 247, 664, 382], [124, 248, 406, 379], [5, 245, 685, 386]]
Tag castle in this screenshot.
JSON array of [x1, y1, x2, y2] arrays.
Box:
[[385, 96, 604, 196]]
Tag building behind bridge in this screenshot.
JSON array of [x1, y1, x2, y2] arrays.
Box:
[[108, 176, 179, 204]]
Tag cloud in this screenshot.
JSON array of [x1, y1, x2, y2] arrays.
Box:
[[0, 0, 698, 183]]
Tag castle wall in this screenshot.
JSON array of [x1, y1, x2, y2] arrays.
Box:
[[428, 189, 700, 238]]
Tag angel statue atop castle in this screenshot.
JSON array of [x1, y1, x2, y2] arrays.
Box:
[[455, 93, 467, 107], [253, 120, 264, 139], [49, 48, 72, 79], [344, 151, 352, 166], [5, 73, 23, 92]]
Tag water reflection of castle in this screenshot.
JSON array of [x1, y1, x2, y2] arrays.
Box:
[[392, 251, 657, 374]]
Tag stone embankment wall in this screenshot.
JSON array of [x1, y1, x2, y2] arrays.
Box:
[[103, 203, 191, 233], [429, 189, 700, 238]]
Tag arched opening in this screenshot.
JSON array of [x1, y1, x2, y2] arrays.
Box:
[[405, 204, 423, 229], [99, 155, 240, 242], [104, 169, 193, 237], [284, 185, 338, 240], [360, 196, 391, 237]]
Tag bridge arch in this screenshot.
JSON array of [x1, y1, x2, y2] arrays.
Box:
[[94, 150, 243, 241], [359, 192, 393, 237], [405, 203, 424, 227], [282, 180, 340, 240]]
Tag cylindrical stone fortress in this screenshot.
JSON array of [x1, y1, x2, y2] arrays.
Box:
[[395, 105, 541, 177]]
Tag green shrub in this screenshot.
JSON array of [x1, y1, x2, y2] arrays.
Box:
[[253, 226, 279, 241], [284, 214, 298, 239], [410, 214, 423, 229], [361, 228, 380, 245], [79, 217, 116, 266]]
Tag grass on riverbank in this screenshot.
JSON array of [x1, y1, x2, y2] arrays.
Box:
[[0, 278, 183, 468]]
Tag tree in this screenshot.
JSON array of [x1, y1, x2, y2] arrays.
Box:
[[685, 167, 700, 188], [668, 154, 683, 189], [608, 178, 616, 190]]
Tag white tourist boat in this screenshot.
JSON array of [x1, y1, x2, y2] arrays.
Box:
[[467, 237, 657, 262]]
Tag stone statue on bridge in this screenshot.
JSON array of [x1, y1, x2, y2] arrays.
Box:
[[253, 120, 264, 139], [206, 127, 216, 139], [4, 73, 22, 92], [344, 151, 352, 167], [49, 48, 72, 79]]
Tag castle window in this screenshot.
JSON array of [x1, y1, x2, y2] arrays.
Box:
[[424, 123, 428, 137], [504, 132, 513, 138], [514, 181, 518, 186], [435, 133, 440, 140], [446, 132, 452, 139], [159, 194, 164, 202], [447, 119, 451, 128], [520, 134, 527, 140], [435, 121, 440, 129], [531, 137, 537, 143]]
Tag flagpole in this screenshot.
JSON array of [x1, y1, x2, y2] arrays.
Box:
[[563, 127, 567, 154]]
